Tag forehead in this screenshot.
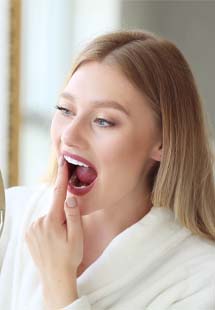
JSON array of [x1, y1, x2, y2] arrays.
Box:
[[64, 61, 149, 114]]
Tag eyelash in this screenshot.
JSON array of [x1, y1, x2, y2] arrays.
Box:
[[55, 105, 71, 116], [55, 105, 115, 128]]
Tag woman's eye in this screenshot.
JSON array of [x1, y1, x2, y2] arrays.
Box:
[[94, 118, 115, 128], [55, 105, 72, 116], [55, 106, 114, 127]]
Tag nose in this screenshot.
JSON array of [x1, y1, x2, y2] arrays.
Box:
[[61, 117, 89, 150]]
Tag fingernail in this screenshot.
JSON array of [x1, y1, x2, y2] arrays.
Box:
[[66, 197, 77, 208], [58, 155, 64, 167]]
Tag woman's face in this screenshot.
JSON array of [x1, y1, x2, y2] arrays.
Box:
[[51, 61, 161, 215]]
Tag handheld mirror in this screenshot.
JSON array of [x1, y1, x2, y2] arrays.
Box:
[[0, 170, 5, 238]]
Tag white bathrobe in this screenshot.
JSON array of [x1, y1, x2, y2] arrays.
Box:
[[0, 185, 215, 310]]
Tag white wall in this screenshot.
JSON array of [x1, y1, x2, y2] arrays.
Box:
[[20, 0, 76, 185], [19, 0, 121, 185], [72, 0, 120, 54]]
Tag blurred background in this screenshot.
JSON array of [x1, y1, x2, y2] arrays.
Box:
[[0, 0, 215, 188]]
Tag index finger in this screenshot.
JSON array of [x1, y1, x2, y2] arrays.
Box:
[[47, 155, 69, 222]]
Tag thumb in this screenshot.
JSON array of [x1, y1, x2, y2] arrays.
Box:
[[64, 197, 83, 242]]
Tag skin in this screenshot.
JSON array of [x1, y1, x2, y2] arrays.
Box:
[[25, 61, 162, 309]]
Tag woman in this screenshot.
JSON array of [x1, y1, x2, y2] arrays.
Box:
[[0, 30, 215, 309]]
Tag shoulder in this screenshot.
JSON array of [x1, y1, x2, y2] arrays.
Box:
[[148, 207, 215, 273], [168, 218, 215, 298], [183, 234, 215, 274], [154, 207, 215, 256], [144, 208, 215, 307], [170, 240, 215, 309], [171, 216, 215, 265]]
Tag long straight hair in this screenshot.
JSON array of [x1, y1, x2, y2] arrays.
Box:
[[47, 30, 215, 241]]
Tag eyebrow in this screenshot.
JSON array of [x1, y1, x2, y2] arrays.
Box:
[[60, 92, 130, 116]]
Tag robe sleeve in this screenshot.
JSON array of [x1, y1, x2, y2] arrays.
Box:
[[62, 296, 92, 310]]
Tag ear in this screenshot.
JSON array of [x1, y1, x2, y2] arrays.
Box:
[[150, 142, 162, 162]]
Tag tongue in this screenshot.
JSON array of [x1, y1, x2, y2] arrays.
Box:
[[76, 166, 97, 185]]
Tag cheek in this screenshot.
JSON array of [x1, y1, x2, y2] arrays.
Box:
[[99, 130, 154, 186], [100, 130, 150, 165], [97, 135, 127, 164]]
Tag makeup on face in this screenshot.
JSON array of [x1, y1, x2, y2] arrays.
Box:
[[51, 62, 161, 215]]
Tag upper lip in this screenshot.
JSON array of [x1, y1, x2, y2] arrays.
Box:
[[62, 151, 97, 172]]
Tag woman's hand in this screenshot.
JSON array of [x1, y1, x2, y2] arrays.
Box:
[[25, 156, 84, 309]]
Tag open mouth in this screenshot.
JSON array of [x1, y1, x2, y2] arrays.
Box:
[[64, 154, 97, 195]]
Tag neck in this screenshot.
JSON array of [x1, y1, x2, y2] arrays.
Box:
[[79, 190, 152, 271]]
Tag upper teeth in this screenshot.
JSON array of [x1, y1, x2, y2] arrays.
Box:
[[64, 155, 89, 168]]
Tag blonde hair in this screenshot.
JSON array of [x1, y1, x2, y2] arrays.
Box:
[[46, 30, 215, 241]]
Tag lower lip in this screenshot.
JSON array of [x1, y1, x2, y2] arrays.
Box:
[[67, 179, 97, 196]]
